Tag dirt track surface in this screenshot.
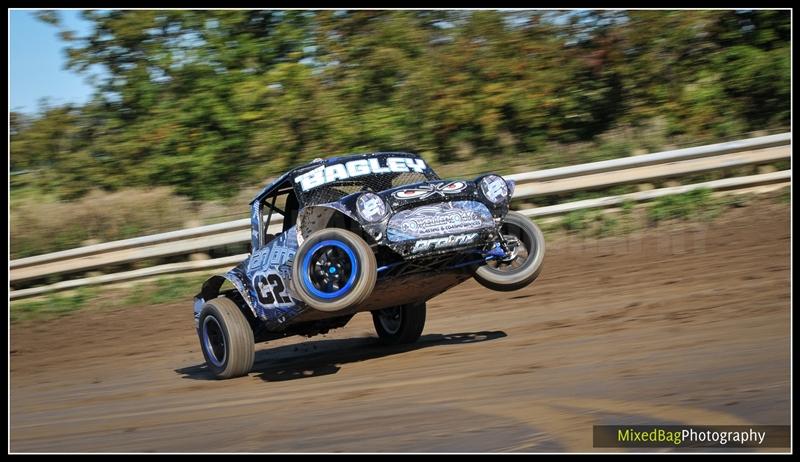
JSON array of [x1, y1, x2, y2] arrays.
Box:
[[10, 203, 790, 452]]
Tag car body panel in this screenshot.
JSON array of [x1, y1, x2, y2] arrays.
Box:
[[243, 227, 305, 326]]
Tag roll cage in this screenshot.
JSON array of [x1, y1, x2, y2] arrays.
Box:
[[249, 179, 298, 252]]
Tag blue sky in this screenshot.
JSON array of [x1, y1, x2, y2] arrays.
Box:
[[9, 10, 97, 114]]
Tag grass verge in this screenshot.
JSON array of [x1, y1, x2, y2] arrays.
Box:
[[11, 274, 211, 324], [541, 187, 785, 239]]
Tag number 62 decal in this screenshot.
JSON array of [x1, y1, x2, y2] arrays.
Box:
[[255, 271, 293, 307]]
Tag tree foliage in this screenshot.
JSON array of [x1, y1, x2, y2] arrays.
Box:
[[11, 9, 790, 200]]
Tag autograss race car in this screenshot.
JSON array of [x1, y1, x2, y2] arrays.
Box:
[[194, 152, 545, 378]]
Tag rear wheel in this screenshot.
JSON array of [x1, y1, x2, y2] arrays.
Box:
[[372, 301, 426, 345], [198, 297, 254, 379], [474, 211, 545, 291], [291, 228, 377, 312]]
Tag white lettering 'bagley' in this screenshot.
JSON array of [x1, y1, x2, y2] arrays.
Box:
[[295, 157, 428, 192]]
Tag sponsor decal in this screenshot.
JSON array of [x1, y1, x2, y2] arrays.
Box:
[[393, 181, 467, 200], [411, 233, 479, 254], [400, 209, 481, 235], [248, 241, 295, 274], [356, 193, 387, 221], [480, 175, 508, 203], [387, 201, 494, 242], [295, 157, 428, 192]]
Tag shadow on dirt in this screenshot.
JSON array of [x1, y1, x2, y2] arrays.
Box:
[[176, 331, 507, 382]]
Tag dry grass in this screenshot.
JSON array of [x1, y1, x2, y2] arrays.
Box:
[[11, 188, 194, 259]]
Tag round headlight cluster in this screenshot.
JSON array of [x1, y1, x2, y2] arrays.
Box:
[[479, 175, 509, 204], [356, 192, 388, 222]]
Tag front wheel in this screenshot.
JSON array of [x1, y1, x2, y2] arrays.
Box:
[[291, 228, 377, 312], [198, 297, 255, 379], [372, 301, 426, 345], [474, 211, 545, 292]]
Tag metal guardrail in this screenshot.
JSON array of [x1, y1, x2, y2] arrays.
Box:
[[517, 169, 790, 217], [9, 218, 256, 269], [9, 170, 790, 300], [9, 132, 791, 297], [504, 132, 790, 182], [511, 145, 788, 198]]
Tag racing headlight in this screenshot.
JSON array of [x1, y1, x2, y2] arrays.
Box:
[[479, 175, 509, 204], [356, 192, 388, 222]]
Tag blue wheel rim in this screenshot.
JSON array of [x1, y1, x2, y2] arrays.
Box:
[[202, 315, 226, 368], [302, 239, 359, 300]]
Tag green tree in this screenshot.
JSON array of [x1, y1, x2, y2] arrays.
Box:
[[11, 9, 790, 203]]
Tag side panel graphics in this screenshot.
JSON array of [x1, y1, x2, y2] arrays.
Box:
[[237, 226, 308, 327]]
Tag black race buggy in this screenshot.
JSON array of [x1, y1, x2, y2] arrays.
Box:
[[194, 152, 545, 378]]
